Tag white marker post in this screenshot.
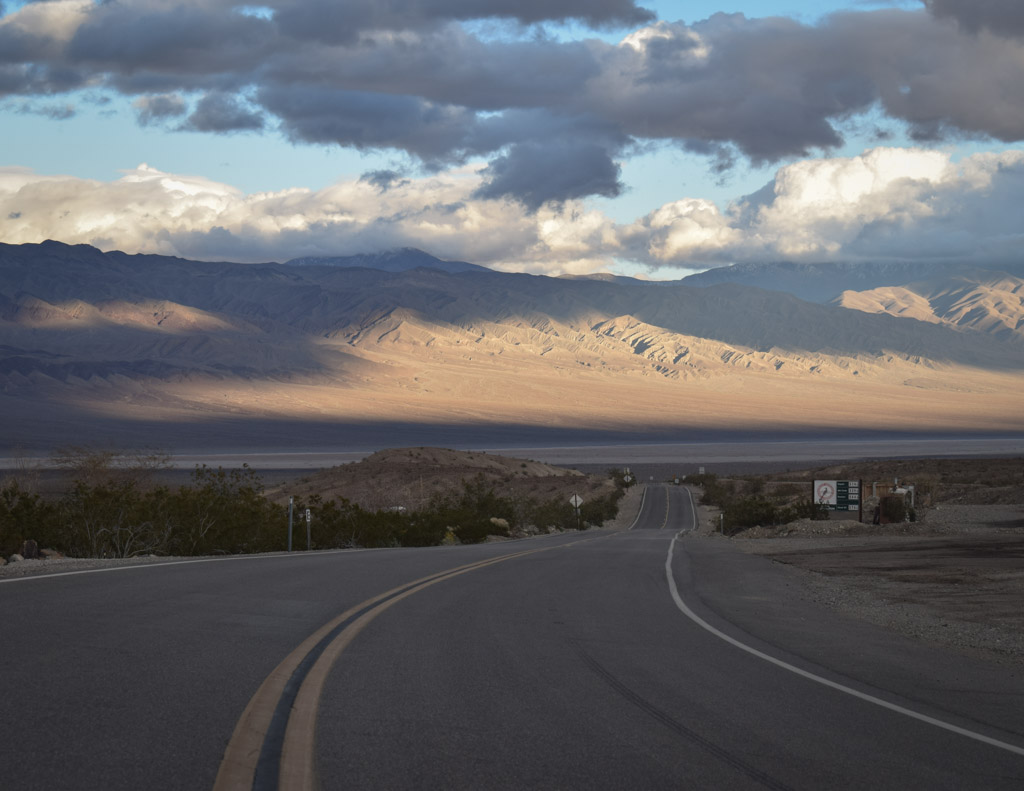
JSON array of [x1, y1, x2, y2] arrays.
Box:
[[305, 508, 312, 551], [288, 496, 294, 552]]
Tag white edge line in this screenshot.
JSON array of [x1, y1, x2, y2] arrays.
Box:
[[665, 490, 1024, 758], [0, 527, 595, 586], [627, 485, 650, 531], [0, 548, 359, 585]]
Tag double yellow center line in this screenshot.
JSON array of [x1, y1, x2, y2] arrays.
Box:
[[213, 540, 589, 790]]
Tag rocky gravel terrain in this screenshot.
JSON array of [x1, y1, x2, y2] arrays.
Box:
[[0, 553, 193, 580]]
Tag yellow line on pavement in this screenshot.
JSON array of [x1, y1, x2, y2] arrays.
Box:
[[213, 536, 600, 791]]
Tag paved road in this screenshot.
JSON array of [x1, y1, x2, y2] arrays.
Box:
[[3, 486, 1023, 789]]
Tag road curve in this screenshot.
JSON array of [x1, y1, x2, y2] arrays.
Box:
[[2, 485, 1023, 790]]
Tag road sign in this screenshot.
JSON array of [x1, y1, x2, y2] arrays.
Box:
[[814, 479, 862, 513], [569, 494, 583, 508], [305, 508, 311, 523]]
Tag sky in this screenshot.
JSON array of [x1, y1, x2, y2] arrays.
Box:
[[2, 0, 1024, 277]]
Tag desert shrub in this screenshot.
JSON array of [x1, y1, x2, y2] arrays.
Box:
[[163, 465, 286, 555], [580, 490, 623, 526], [526, 497, 577, 532], [42, 464, 286, 558], [722, 497, 780, 534], [0, 482, 56, 557], [415, 475, 517, 544], [744, 477, 766, 496], [691, 474, 735, 508], [779, 499, 831, 522], [56, 480, 171, 558], [295, 495, 361, 549], [879, 494, 908, 523]]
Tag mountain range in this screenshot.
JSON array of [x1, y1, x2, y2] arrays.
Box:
[[1, 240, 1022, 453]]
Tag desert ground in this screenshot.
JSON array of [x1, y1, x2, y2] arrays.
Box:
[[687, 455, 1024, 668]]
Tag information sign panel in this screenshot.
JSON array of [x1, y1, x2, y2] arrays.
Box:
[[813, 479, 861, 513]]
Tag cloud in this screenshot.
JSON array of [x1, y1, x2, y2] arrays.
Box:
[[9, 3, 1024, 206], [133, 93, 187, 126], [922, 0, 1024, 37], [623, 146, 1024, 267], [184, 92, 263, 132], [272, 0, 653, 44], [258, 86, 476, 160], [619, 198, 739, 262], [6, 148, 1024, 275], [359, 169, 411, 191], [0, 162, 617, 273], [12, 100, 75, 120], [473, 140, 623, 210]]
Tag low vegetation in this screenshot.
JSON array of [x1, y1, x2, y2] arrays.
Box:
[[688, 473, 828, 535], [1, 448, 630, 559]]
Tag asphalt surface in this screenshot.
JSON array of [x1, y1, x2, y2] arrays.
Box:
[[2, 486, 1023, 789]]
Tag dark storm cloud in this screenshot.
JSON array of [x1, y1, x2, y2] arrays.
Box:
[[262, 32, 602, 112], [0, 21, 55, 63], [922, 0, 1024, 37], [184, 92, 264, 132], [474, 140, 622, 210], [67, 3, 276, 76], [577, 11, 1024, 158], [0, 63, 86, 97], [258, 86, 476, 160], [133, 93, 187, 126], [8, 1, 1024, 206]]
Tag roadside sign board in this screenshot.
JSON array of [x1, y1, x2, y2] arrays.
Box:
[[569, 494, 583, 508], [814, 479, 862, 515]]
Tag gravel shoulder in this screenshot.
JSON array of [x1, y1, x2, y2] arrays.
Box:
[[0, 554, 195, 580], [687, 492, 1024, 668]]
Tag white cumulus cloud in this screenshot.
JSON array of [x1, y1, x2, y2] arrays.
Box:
[[4, 147, 1024, 275], [0, 162, 617, 273]]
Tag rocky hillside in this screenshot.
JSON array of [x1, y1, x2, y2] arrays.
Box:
[[2, 240, 1023, 451], [835, 271, 1024, 343]]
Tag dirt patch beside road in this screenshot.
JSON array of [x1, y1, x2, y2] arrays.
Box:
[[728, 505, 1024, 667]]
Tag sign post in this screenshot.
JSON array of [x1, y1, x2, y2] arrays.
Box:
[[569, 493, 583, 530], [288, 496, 294, 552], [305, 508, 312, 551]]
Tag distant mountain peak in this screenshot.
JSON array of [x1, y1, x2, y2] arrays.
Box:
[[283, 248, 488, 274]]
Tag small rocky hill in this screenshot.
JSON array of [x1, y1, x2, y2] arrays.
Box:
[[267, 447, 617, 512]]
